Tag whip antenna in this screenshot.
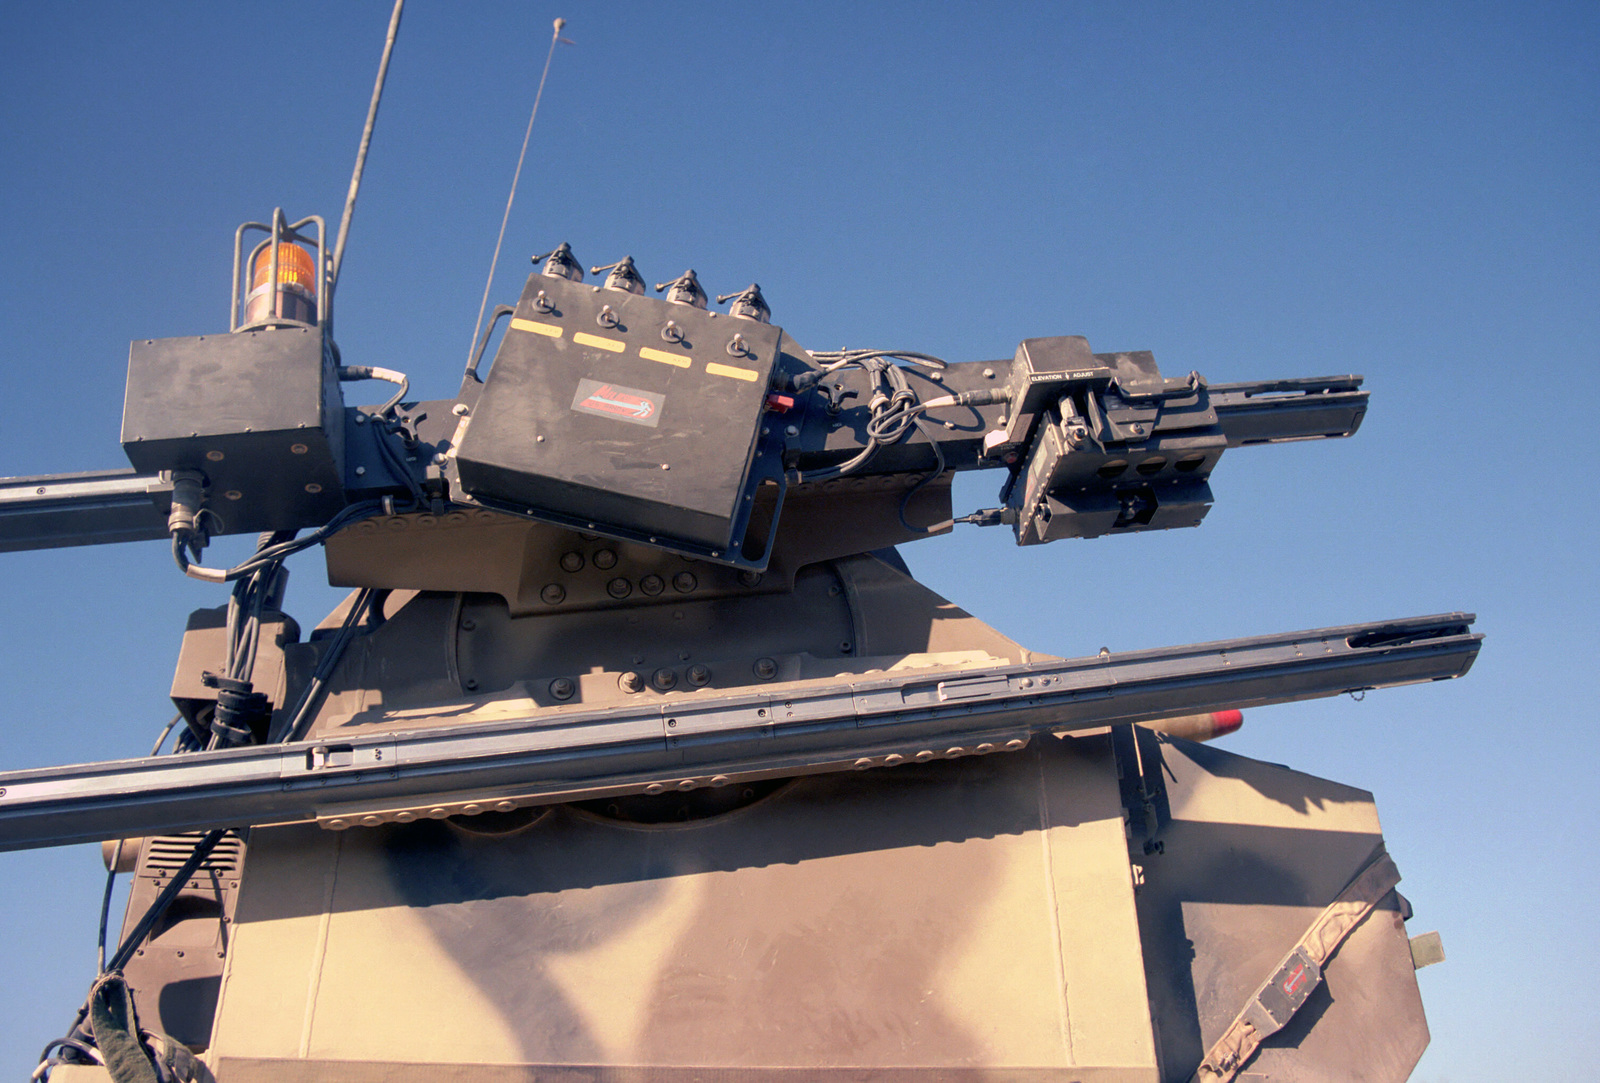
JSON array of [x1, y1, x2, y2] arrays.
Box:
[[467, 17, 573, 368], [331, 0, 406, 307]]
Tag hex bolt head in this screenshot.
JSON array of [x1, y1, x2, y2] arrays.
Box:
[[607, 577, 632, 599], [549, 678, 575, 701], [593, 549, 618, 570], [559, 551, 584, 572], [753, 657, 777, 680], [687, 664, 711, 686], [618, 671, 644, 694], [739, 570, 762, 587], [639, 574, 664, 595], [672, 571, 697, 593], [540, 583, 566, 605], [652, 667, 678, 691]]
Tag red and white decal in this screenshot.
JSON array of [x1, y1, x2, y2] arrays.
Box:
[[570, 377, 664, 428], [583, 383, 655, 420]]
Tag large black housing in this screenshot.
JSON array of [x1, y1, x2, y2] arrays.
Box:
[[120, 326, 345, 534], [452, 274, 785, 565]]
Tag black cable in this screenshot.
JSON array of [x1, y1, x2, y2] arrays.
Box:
[[105, 830, 228, 976], [94, 714, 190, 972], [374, 418, 428, 504], [176, 500, 389, 584], [278, 588, 378, 743], [792, 356, 931, 483], [898, 417, 951, 534]]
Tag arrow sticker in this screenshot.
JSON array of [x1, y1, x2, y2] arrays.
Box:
[[571, 377, 664, 428]]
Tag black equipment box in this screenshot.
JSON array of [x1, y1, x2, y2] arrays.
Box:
[[453, 274, 783, 563], [120, 326, 345, 534]]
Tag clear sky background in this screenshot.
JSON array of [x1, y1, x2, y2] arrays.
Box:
[[0, 3, 1594, 1079]]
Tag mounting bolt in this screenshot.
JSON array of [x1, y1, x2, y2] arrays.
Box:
[[560, 551, 584, 572], [672, 571, 697, 593], [540, 583, 566, 605], [452, 403, 469, 416], [738, 570, 762, 587], [653, 667, 678, 691], [640, 574, 664, 595], [687, 664, 711, 686], [607, 577, 632, 599], [753, 657, 777, 680], [619, 671, 644, 694], [549, 677, 575, 700], [593, 549, 617, 570]]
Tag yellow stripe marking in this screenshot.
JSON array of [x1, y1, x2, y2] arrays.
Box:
[[639, 346, 691, 369], [510, 317, 562, 338], [573, 332, 625, 353], [706, 361, 759, 382]]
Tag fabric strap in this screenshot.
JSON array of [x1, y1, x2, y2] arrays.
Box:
[[88, 972, 160, 1083], [1191, 849, 1403, 1083]]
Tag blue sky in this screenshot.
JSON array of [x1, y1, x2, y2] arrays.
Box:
[[1, 3, 1595, 1079]]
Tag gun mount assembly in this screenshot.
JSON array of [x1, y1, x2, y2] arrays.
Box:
[[3, 213, 1476, 1083]]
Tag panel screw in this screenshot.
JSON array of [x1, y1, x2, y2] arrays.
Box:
[[753, 657, 777, 680], [619, 671, 644, 693], [540, 583, 566, 605], [653, 668, 677, 690], [560, 551, 584, 572], [672, 571, 697, 593], [687, 664, 711, 686], [549, 678, 575, 700]]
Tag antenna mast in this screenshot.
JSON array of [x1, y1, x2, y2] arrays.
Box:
[[466, 18, 572, 367]]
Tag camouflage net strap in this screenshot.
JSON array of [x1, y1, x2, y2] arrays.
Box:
[[1191, 849, 1403, 1083], [88, 972, 159, 1083]]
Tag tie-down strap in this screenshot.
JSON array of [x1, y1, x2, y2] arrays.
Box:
[[1191, 848, 1403, 1083]]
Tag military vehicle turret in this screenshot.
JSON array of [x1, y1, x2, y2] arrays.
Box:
[[1, 11, 1476, 1083]]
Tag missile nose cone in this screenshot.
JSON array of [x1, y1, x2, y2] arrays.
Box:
[[1211, 709, 1243, 736]]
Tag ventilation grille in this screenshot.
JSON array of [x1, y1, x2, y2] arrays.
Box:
[[142, 832, 246, 875]]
